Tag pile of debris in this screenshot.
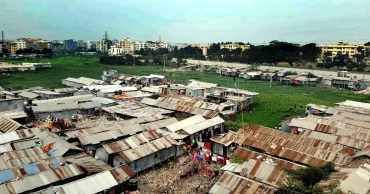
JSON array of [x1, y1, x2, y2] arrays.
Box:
[[137, 155, 222, 194], [356, 87, 370, 95]]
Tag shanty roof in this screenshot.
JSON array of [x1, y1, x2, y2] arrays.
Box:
[[141, 117, 178, 130], [97, 86, 138, 94], [118, 136, 178, 163], [36, 131, 82, 157], [140, 97, 158, 106], [1, 164, 84, 194], [103, 103, 172, 117], [53, 88, 78, 93], [33, 94, 94, 106], [188, 80, 218, 88], [0, 128, 41, 145], [77, 123, 146, 145], [141, 97, 220, 119], [0, 117, 25, 133], [78, 77, 106, 84], [55, 165, 134, 194], [208, 171, 276, 194], [289, 118, 317, 130], [64, 77, 98, 86], [102, 130, 161, 154], [183, 116, 224, 135], [17, 91, 40, 99], [0, 110, 27, 119], [33, 90, 63, 95], [0, 147, 49, 170], [165, 115, 206, 133], [0, 139, 40, 153], [232, 147, 304, 187], [0, 157, 65, 184], [65, 153, 112, 173], [336, 100, 370, 110], [238, 124, 355, 166], [141, 86, 161, 94], [210, 131, 239, 146]]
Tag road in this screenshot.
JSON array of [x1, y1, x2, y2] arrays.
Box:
[[186, 59, 370, 79]]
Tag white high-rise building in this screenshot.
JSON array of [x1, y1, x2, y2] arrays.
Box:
[[15, 40, 26, 49], [95, 40, 108, 52], [133, 41, 147, 51]]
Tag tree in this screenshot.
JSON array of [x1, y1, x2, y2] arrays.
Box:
[[365, 42, 370, 46], [278, 162, 335, 194], [301, 43, 321, 63]]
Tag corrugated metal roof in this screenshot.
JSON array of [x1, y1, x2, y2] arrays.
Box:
[[118, 136, 178, 163], [17, 91, 40, 99], [183, 116, 224, 135], [208, 171, 276, 194], [0, 139, 40, 153], [141, 117, 178, 130], [77, 123, 146, 145], [56, 170, 118, 194], [0, 128, 41, 145], [141, 97, 220, 118], [210, 132, 239, 146], [289, 118, 317, 131], [109, 165, 135, 183], [165, 115, 206, 133], [36, 131, 82, 157], [0, 117, 25, 133], [55, 165, 134, 194], [233, 147, 304, 187], [0, 157, 65, 184], [33, 94, 94, 106], [53, 88, 78, 93], [0, 110, 27, 119], [239, 124, 355, 166], [65, 153, 112, 173], [5, 164, 84, 194], [103, 130, 161, 154], [0, 147, 50, 171]]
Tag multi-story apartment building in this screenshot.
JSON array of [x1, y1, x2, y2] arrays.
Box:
[[64, 39, 78, 51], [96, 40, 108, 52], [37, 40, 50, 49], [220, 43, 250, 51], [119, 38, 133, 52], [133, 41, 147, 51], [10, 43, 18, 54], [159, 42, 168, 49], [14, 40, 26, 50], [317, 42, 369, 59], [191, 44, 208, 56], [26, 39, 37, 49], [76, 40, 86, 49], [108, 47, 124, 56]]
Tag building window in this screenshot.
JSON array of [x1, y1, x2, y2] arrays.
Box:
[[14, 104, 17, 109]]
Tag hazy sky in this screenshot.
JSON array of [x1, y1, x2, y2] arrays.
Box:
[[2, 0, 370, 44]]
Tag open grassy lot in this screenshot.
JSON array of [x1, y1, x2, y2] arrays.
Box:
[[1, 56, 369, 127]]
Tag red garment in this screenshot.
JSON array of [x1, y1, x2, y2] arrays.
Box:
[[43, 142, 55, 153], [205, 142, 211, 149]]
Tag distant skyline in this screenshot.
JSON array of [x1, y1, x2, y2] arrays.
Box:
[[2, 0, 370, 45]]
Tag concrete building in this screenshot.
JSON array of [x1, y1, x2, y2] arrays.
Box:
[[26, 38, 37, 49], [317, 42, 370, 61], [15, 40, 26, 50], [96, 40, 108, 52], [10, 43, 18, 54], [192, 44, 208, 56], [37, 40, 50, 49], [119, 38, 133, 52], [133, 41, 147, 51], [220, 43, 250, 51], [108, 47, 124, 56], [64, 39, 78, 51]]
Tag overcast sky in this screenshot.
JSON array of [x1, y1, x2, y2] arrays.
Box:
[[2, 0, 370, 44]]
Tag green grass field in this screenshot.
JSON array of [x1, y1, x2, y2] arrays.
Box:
[[1, 56, 369, 127]]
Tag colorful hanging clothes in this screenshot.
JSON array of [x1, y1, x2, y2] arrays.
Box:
[[205, 142, 211, 149], [43, 142, 55, 153], [192, 153, 197, 162]]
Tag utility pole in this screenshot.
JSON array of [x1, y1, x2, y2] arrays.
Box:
[[1, 30, 4, 50]]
